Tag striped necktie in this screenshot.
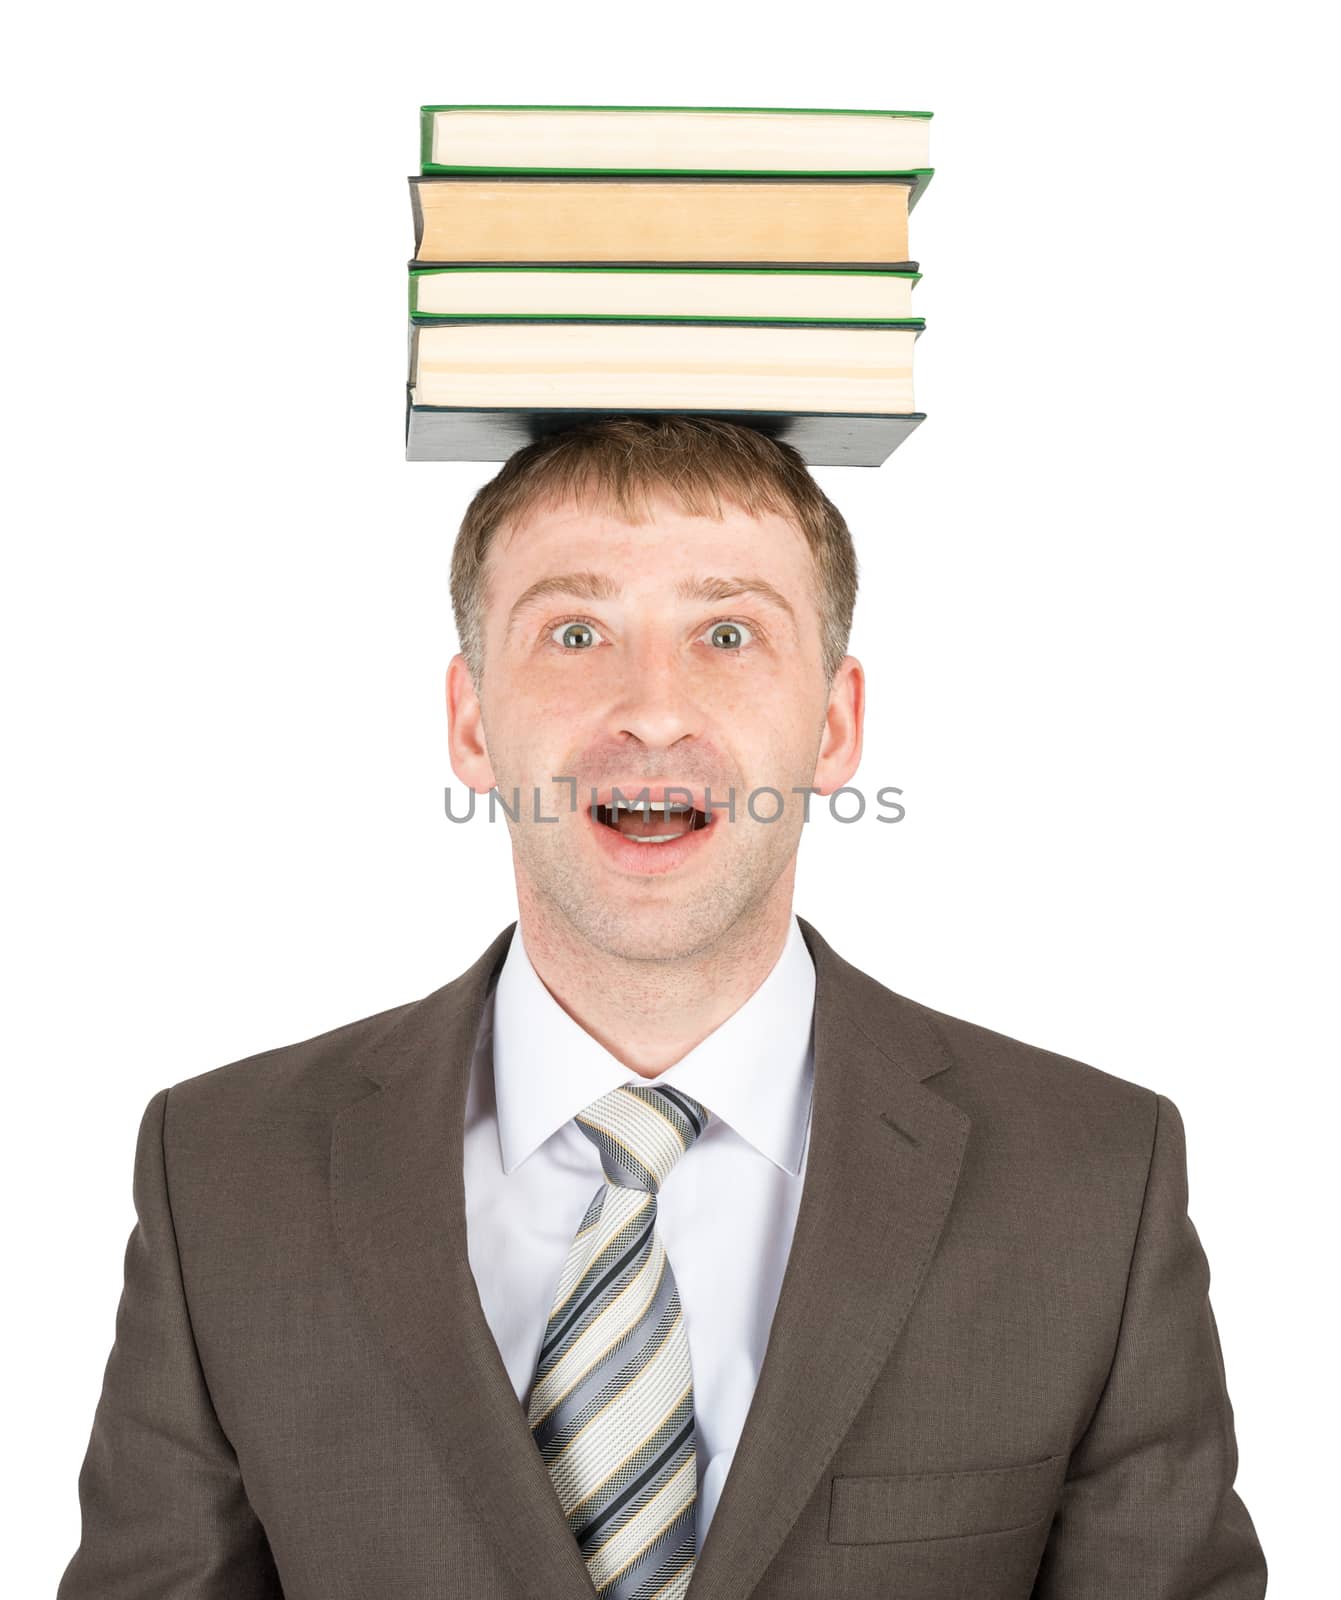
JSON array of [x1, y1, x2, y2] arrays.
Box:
[[525, 1082, 710, 1600]]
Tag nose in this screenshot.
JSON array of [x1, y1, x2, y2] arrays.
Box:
[[604, 634, 703, 750]]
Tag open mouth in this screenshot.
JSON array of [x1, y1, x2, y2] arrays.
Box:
[[590, 799, 713, 844]]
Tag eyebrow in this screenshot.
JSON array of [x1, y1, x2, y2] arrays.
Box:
[[506, 570, 798, 638], [677, 574, 798, 628], [506, 571, 621, 635]]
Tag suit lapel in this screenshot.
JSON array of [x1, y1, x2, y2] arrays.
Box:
[[684, 917, 971, 1600], [330, 917, 971, 1600], [331, 924, 602, 1600]]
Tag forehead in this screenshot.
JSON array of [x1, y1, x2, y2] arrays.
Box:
[[492, 489, 814, 586]]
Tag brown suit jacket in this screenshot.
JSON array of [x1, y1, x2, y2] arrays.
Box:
[[59, 917, 1267, 1598]]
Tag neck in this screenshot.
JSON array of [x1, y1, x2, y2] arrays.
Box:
[[513, 876, 797, 1079]]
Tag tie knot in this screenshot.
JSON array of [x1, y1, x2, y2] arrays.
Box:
[[575, 1083, 710, 1193]]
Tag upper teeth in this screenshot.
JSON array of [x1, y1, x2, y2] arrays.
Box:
[[608, 800, 694, 815]]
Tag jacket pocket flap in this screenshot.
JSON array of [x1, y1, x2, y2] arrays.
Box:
[[828, 1451, 1067, 1545]]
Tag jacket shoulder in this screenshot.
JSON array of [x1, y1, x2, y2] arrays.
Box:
[[905, 989, 1160, 1154], [805, 918, 1154, 1123], [164, 993, 425, 1122], [826, 934, 1159, 1152], [157, 925, 516, 1132]]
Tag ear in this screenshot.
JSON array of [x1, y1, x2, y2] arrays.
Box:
[[446, 653, 496, 792], [811, 655, 864, 795]]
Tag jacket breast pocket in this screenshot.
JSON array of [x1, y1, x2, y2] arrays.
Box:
[[828, 1451, 1068, 1545]]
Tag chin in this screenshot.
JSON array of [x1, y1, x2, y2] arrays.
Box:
[[555, 889, 751, 964]]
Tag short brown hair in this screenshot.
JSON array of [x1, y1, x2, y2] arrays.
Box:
[[450, 416, 858, 686]]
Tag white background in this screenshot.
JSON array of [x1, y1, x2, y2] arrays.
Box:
[[6, 2, 1333, 1591]]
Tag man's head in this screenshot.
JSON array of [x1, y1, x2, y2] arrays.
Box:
[[446, 417, 864, 961]]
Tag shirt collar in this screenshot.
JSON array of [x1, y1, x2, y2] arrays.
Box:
[[491, 915, 815, 1177]]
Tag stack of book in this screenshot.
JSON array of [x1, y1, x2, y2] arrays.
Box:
[[404, 104, 933, 467]]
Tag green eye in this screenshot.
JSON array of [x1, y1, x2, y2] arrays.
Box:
[[553, 620, 601, 649], [707, 620, 753, 649]]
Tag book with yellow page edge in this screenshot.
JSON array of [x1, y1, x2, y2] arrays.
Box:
[[405, 104, 932, 466]]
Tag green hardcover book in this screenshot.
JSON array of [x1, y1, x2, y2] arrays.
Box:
[[419, 103, 933, 208], [405, 319, 924, 466], [408, 266, 923, 324]]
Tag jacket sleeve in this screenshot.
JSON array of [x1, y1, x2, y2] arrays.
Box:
[[1033, 1092, 1267, 1597], [58, 1086, 283, 1599]]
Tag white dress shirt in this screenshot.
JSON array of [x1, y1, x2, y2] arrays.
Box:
[[463, 914, 816, 1555]]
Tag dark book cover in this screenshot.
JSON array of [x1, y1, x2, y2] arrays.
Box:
[[405, 404, 925, 468]]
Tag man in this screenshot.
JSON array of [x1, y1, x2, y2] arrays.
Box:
[[59, 417, 1267, 1598]]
